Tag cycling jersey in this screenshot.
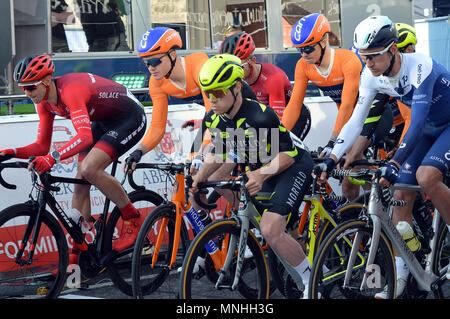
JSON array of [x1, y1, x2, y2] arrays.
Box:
[[203, 98, 304, 169], [332, 52, 450, 173], [14, 73, 146, 161], [142, 52, 210, 152], [250, 63, 293, 118], [251, 62, 311, 140], [203, 97, 312, 216], [282, 49, 362, 134]]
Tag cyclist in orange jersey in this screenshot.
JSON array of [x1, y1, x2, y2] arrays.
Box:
[[123, 27, 211, 170], [285, 13, 363, 200]]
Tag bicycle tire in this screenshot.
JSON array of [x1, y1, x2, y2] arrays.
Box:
[[309, 219, 396, 299], [131, 203, 190, 298], [179, 219, 270, 299], [432, 221, 449, 298], [0, 202, 68, 298], [102, 189, 164, 296], [270, 202, 366, 298]]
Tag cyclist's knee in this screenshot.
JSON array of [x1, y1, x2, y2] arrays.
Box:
[[393, 189, 415, 201], [260, 212, 285, 244], [416, 166, 443, 190]]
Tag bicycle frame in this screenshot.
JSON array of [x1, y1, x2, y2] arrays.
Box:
[[14, 161, 120, 269], [345, 174, 439, 293]]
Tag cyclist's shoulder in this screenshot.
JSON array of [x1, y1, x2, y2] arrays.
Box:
[[184, 52, 209, 69], [334, 49, 363, 72], [260, 63, 290, 82]]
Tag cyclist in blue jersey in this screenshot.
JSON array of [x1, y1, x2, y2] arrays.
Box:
[[315, 16, 450, 294]]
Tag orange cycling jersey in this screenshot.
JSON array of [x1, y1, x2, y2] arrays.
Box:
[[282, 49, 362, 134], [141, 52, 210, 151]]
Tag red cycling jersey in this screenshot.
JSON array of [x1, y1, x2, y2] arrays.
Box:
[[250, 63, 292, 118], [14, 73, 142, 161]]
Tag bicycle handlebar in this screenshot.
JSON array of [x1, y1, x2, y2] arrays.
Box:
[[0, 161, 29, 189], [127, 162, 188, 191]]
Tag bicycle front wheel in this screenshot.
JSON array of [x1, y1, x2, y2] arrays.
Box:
[[179, 219, 270, 299], [0, 202, 68, 298], [103, 189, 164, 296], [132, 203, 190, 298], [309, 219, 396, 299]]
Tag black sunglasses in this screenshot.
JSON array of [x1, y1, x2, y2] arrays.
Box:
[[297, 44, 317, 54], [143, 52, 170, 67]]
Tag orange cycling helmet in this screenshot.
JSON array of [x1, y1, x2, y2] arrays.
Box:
[[219, 32, 256, 60], [291, 13, 331, 48], [137, 27, 182, 57], [14, 54, 54, 84]]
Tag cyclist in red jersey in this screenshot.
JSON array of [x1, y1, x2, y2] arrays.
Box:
[[0, 54, 147, 255], [220, 32, 311, 140]]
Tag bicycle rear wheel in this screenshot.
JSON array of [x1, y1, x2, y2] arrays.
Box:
[[179, 219, 269, 299], [309, 219, 396, 299], [132, 203, 190, 298], [433, 221, 450, 298], [103, 190, 164, 296], [0, 202, 68, 298]]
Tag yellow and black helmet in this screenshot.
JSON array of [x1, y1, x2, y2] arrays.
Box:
[[199, 54, 244, 92], [395, 23, 417, 50]]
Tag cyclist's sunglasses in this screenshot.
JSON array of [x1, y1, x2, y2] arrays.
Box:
[[205, 89, 227, 99], [19, 81, 42, 91], [297, 43, 318, 54], [359, 42, 394, 61], [143, 52, 170, 67]]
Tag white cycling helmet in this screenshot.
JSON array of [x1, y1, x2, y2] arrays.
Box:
[[353, 15, 398, 50]]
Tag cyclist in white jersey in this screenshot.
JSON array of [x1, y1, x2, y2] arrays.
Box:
[[315, 16, 450, 296]]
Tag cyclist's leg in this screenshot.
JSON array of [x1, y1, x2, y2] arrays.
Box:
[[259, 152, 313, 288], [375, 131, 433, 299], [416, 124, 450, 226]]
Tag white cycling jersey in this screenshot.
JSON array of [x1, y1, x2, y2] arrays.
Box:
[[331, 52, 450, 165]]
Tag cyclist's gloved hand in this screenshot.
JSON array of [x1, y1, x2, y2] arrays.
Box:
[[31, 154, 55, 174], [320, 139, 336, 157], [380, 161, 400, 185], [126, 149, 143, 167], [191, 153, 205, 171], [313, 157, 336, 176], [0, 149, 15, 163]]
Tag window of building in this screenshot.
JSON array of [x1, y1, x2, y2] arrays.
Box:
[[281, 0, 341, 49], [149, 0, 268, 51], [51, 0, 133, 53]]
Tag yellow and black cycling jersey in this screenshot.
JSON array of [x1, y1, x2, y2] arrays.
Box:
[[203, 97, 304, 170]]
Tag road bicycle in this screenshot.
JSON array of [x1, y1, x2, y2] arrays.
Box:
[[308, 168, 449, 299], [177, 163, 370, 300], [0, 159, 163, 298], [131, 162, 237, 298]]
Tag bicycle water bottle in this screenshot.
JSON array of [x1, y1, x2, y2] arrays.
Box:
[[184, 206, 218, 254], [396, 221, 421, 252]]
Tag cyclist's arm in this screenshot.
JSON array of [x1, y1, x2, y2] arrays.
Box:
[[139, 84, 168, 153], [332, 58, 362, 136], [360, 93, 391, 139], [267, 73, 288, 118], [281, 61, 308, 131], [56, 87, 94, 160], [14, 103, 54, 158], [330, 87, 377, 161]]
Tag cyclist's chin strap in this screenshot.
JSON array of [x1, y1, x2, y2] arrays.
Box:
[[315, 43, 326, 66], [383, 51, 396, 76], [164, 52, 177, 79], [224, 83, 240, 116], [41, 80, 50, 101]]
